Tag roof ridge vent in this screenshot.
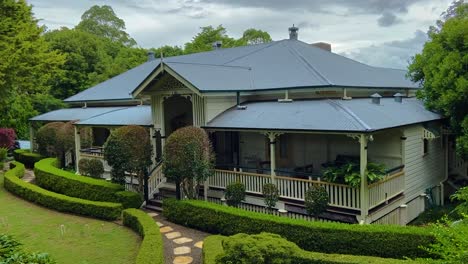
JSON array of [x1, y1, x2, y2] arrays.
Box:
[[393, 93, 404, 103], [370, 93, 382, 105], [212, 41, 222, 50]]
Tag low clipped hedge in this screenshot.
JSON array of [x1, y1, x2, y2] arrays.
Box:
[[203, 235, 425, 264], [122, 209, 164, 264], [4, 161, 122, 220], [13, 149, 43, 169], [163, 199, 436, 259], [34, 158, 143, 208]]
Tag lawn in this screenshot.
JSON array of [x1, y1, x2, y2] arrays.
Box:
[[0, 172, 141, 264]]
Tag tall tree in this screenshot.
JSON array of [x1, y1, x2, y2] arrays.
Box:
[[76, 5, 136, 47], [44, 28, 109, 99], [239, 28, 272, 45], [0, 0, 65, 138], [408, 1, 468, 158]]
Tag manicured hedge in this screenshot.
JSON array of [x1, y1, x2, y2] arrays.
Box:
[[4, 161, 123, 220], [34, 158, 142, 208], [13, 149, 43, 169], [203, 235, 426, 264], [163, 199, 436, 259], [122, 209, 164, 264]]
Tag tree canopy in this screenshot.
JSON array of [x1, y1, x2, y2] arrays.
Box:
[[104, 125, 152, 188], [76, 5, 136, 47], [0, 0, 65, 138], [163, 126, 214, 199], [408, 1, 468, 158]]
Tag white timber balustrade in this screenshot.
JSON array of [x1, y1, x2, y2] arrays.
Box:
[[210, 169, 361, 210], [148, 165, 165, 198], [368, 170, 405, 209]]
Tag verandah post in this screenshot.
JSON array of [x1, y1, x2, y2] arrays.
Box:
[[74, 126, 81, 174], [359, 134, 369, 223]]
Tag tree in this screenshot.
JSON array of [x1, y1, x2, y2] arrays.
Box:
[[262, 183, 279, 210], [76, 5, 136, 47], [239, 28, 272, 45], [408, 1, 468, 158], [36, 122, 74, 168], [163, 126, 214, 199], [0, 0, 65, 138], [104, 125, 152, 189], [184, 25, 238, 54], [151, 45, 184, 58]]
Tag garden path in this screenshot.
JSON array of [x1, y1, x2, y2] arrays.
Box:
[[22, 168, 35, 183], [18, 167, 208, 264], [145, 210, 208, 264]]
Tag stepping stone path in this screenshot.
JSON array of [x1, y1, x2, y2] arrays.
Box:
[[22, 169, 35, 183], [146, 210, 207, 264]]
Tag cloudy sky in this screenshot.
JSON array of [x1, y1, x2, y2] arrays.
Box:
[[28, 0, 453, 69]]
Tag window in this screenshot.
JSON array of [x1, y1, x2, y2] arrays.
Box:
[[423, 139, 429, 155]]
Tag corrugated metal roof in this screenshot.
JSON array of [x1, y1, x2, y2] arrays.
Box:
[[204, 98, 442, 132], [64, 60, 160, 102], [76, 105, 152, 127], [64, 39, 419, 102], [29, 107, 127, 122]]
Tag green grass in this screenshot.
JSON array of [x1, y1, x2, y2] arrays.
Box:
[[0, 172, 141, 264]]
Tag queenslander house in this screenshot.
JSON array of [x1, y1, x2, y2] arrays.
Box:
[[30, 26, 467, 225]]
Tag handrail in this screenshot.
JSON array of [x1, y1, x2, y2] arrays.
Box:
[[214, 169, 356, 188], [368, 171, 405, 188]]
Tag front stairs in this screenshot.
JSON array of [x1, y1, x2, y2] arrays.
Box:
[[144, 182, 177, 212]]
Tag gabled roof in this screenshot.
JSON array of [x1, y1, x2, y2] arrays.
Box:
[[204, 98, 442, 132], [64, 39, 419, 102]]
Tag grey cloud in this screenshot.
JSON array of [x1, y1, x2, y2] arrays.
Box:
[[378, 12, 400, 27], [297, 21, 319, 29], [192, 0, 423, 14], [341, 30, 428, 69]]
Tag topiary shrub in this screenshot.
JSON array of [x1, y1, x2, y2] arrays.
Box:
[[115, 191, 143, 209], [36, 122, 63, 157], [78, 158, 90, 175], [163, 126, 214, 199], [203, 234, 420, 264], [0, 147, 7, 170], [104, 125, 152, 189], [262, 183, 279, 210], [122, 209, 164, 264], [13, 149, 44, 169], [36, 122, 75, 168], [5, 161, 122, 220], [0, 128, 16, 149], [79, 158, 104, 178], [305, 185, 329, 217], [225, 182, 245, 207], [163, 199, 436, 259], [216, 232, 298, 264]]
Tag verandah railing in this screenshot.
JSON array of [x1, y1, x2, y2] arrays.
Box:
[[368, 169, 405, 209], [209, 169, 361, 210], [210, 167, 405, 211]]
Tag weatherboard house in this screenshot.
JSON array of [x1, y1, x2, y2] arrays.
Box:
[[31, 27, 464, 225]]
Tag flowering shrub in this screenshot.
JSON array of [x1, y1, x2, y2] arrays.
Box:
[[0, 128, 16, 149]]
